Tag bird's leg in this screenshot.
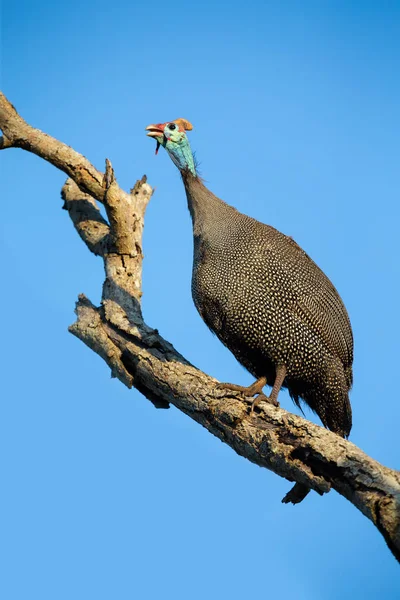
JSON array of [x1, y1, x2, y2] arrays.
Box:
[[250, 364, 287, 415]]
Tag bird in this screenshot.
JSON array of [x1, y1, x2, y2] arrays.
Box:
[[146, 118, 353, 438]]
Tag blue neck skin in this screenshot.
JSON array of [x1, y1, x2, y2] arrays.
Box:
[[164, 136, 196, 176]]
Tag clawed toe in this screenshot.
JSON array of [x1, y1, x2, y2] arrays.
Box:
[[250, 393, 279, 415], [216, 379, 280, 415], [216, 382, 246, 393], [216, 376, 267, 398], [263, 393, 280, 408]]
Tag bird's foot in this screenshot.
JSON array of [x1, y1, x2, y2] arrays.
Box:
[[216, 377, 279, 414], [250, 393, 279, 415], [216, 376, 267, 397]]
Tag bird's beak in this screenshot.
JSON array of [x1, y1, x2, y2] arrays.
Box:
[[145, 123, 165, 139], [146, 124, 165, 154]]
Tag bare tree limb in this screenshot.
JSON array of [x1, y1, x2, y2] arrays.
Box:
[[0, 133, 13, 149], [61, 179, 110, 256], [69, 295, 133, 388], [1, 91, 399, 562], [0, 92, 120, 202], [101, 166, 153, 336]]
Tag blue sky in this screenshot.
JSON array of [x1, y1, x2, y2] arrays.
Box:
[[1, 1, 400, 598]]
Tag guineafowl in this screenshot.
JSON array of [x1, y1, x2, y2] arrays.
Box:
[[146, 118, 353, 438]]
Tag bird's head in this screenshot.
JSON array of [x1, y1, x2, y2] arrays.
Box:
[[146, 118, 196, 175]]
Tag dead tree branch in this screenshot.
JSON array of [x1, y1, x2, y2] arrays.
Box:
[[1, 91, 399, 562]]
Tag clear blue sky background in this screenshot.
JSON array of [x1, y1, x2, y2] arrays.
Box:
[[1, 1, 399, 598]]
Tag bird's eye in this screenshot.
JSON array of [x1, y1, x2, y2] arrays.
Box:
[[168, 123, 176, 131]]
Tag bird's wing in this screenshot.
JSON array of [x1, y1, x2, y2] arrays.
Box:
[[262, 228, 353, 369]]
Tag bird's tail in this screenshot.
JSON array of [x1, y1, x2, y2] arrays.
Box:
[[312, 366, 352, 438], [290, 361, 352, 438]]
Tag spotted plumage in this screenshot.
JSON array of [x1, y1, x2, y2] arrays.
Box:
[[146, 119, 353, 437]]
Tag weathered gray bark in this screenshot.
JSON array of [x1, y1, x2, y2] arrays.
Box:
[[1, 91, 399, 562]]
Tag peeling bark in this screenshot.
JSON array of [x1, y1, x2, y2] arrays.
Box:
[[1, 91, 399, 562]]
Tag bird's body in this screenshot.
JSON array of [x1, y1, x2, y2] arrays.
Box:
[[146, 119, 353, 438]]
